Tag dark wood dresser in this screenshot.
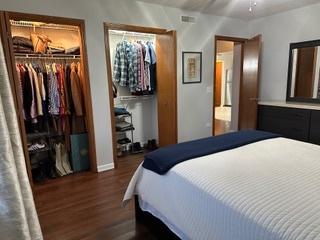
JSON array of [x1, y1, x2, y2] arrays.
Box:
[[257, 102, 320, 145]]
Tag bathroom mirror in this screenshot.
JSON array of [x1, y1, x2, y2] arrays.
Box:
[[287, 39, 320, 103]]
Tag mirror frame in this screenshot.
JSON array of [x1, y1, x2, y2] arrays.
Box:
[[286, 39, 320, 104]]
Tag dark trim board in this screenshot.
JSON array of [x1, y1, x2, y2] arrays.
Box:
[[135, 196, 180, 239]]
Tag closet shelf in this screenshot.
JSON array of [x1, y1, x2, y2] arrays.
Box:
[[118, 95, 154, 101], [115, 113, 131, 117], [27, 132, 49, 140], [10, 20, 79, 32], [27, 132, 65, 140], [14, 53, 81, 59], [116, 127, 135, 133]]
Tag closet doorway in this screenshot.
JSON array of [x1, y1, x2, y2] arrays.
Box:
[[0, 12, 97, 185], [104, 23, 177, 167], [213, 35, 262, 135]]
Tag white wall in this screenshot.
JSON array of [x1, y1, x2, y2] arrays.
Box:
[[249, 3, 320, 101], [0, 0, 249, 169], [231, 44, 242, 131]]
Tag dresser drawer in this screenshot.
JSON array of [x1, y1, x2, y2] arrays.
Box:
[[259, 105, 310, 121], [309, 110, 320, 144], [258, 105, 311, 141]]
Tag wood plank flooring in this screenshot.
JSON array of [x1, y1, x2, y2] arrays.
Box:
[[214, 119, 231, 136], [33, 153, 155, 240]]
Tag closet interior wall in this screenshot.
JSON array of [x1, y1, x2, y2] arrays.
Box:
[[3, 12, 97, 184], [109, 30, 158, 154]]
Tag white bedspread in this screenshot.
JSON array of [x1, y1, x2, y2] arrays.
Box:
[[124, 138, 320, 240]]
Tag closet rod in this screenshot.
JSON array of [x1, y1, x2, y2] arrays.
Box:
[[14, 53, 81, 60], [10, 20, 79, 32]]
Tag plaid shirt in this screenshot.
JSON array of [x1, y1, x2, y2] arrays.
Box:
[[113, 41, 138, 92]]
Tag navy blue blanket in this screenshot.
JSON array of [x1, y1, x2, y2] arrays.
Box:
[[143, 130, 280, 175]]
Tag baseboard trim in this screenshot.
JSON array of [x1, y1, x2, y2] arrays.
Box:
[[97, 163, 115, 172]]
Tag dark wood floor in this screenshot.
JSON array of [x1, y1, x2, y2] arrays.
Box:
[[33, 153, 156, 240]]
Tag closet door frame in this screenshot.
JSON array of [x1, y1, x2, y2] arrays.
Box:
[[104, 22, 177, 168], [2, 11, 98, 184]]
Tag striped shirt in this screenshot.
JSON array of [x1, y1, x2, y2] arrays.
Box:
[[113, 41, 138, 92]]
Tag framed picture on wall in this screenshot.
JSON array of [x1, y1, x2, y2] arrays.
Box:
[[182, 52, 202, 84]]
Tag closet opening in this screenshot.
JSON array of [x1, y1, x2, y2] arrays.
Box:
[[104, 23, 177, 168], [3, 12, 97, 185]]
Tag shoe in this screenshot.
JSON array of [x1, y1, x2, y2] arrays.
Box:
[[132, 142, 143, 153], [28, 142, 46, 152], [151, 139, 158, 150], [55, 143, 68, 176], [60, 143, 73, 175]]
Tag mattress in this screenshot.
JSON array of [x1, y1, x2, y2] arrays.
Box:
[[124, 138, 320, 240]]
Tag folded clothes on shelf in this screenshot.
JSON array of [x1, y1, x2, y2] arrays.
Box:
[[116, 121, 134, 131], [13, 45, 34, 53], [12, 36, 33, 48], [114, 107, 130, 116], [47, 42, 65, 54], [65, 46, 80, 55], [117, 137, 131, 144]]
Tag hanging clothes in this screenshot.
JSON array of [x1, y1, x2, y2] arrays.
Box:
[[46, 64, 60, 115], [147, 41, 157, 91], [113, 39, 157, 94], [29, 63, 43, 116], [113, 41, 138, 92], [70, 62, 83, 116]]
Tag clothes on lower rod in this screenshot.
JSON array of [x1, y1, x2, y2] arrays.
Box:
[[16, 62, 84, 124]]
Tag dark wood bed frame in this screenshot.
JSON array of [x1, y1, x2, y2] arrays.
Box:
[[135, 196, 180, 239]]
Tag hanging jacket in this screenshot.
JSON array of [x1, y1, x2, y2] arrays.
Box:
[[70, 63, 83, 116]]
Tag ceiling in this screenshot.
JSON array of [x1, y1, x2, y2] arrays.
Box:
[[137, 0, 320, 20], [217, 41, 234, 53]]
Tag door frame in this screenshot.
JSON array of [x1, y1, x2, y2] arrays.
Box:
[[103, 22, 177, 168], [2, 11, 98, 184], [212, 35, 247, 135]]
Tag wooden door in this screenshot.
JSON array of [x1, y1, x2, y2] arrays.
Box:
[[156, 31, 177, 147], [239, 35, 262, 130], [215, 62, 222, 107]]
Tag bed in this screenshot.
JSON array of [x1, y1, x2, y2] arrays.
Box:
[[124, 131, 320, 240]]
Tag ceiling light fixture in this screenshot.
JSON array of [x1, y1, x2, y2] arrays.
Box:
[[249, 0, 257, 12]]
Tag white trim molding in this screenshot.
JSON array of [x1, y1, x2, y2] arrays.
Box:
[[97, 163, 115, 172]]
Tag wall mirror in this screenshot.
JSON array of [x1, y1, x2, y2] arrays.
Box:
[[287, 39, 320, 103]]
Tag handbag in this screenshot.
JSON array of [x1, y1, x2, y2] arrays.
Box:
[[70, 133, 90, 172], [31, 33, 52, 54]]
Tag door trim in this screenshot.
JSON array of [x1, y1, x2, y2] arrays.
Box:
[[2, 11, 98, 183], [213, 35, 247, 135], [103, 22, 177, 168]]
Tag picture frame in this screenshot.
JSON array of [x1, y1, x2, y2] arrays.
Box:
[[182, 52, 202, 84]]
